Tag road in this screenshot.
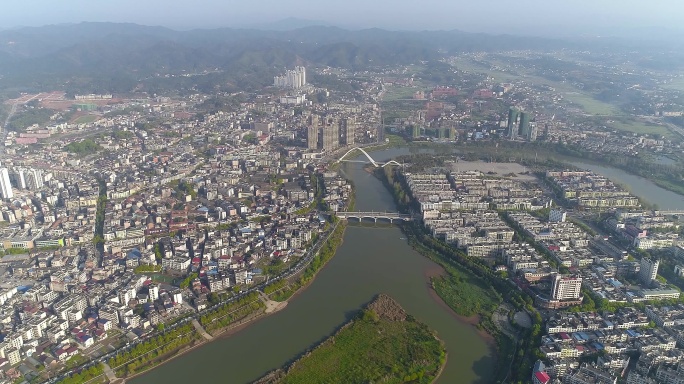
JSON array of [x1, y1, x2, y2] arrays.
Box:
[[0, 102, 18, 155], [258, 290, 288, 314], [101, 362, 123, 384], [191, 319, 213, 341]]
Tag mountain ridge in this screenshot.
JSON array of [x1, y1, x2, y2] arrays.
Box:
[[0, 22, 669, 95]]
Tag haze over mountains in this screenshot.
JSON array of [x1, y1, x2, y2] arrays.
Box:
[[0, 22, 681, 95]]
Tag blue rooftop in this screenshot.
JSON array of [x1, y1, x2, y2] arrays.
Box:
[[626, 329, 640, 338]]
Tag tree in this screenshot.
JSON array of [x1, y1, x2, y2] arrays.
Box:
[[154, 243, 163, 261], [92, 235, 104, 245], [208, 292, 219, 305]]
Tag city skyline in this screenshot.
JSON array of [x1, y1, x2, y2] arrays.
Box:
[[2, 0, 684, 38]]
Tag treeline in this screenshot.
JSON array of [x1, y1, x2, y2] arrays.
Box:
[[92, 177, 107, 252], [56, 363, 104, 384], [263, 279, 288, 295], [64, 138, 102, 155], [108, 323, 199, 377], [199, 292, 264, 333], [179, 272, 198, 289]]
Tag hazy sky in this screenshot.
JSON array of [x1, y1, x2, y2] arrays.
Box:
[[3, 0, 683, 36]]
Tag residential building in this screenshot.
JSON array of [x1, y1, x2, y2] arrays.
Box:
[[549, 209, 567, 223], [640, 258, 659, 285], [552, 274, 582, 301], [0, 168, 13, 199]]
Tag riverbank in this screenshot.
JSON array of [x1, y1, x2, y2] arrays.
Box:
[[125, 300, 289, 381], [253, 294, 446, 384], [423, 252, 497, 346], [263, 221, 347, 302], [117, 222, 348, 382]]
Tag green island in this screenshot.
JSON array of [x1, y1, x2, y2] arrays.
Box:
[[255, 294, 446, 384]]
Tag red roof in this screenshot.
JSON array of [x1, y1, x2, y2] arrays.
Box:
[[534, 371, 550, 384]]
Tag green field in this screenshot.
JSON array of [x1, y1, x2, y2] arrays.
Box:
[[72, 114, 100, 124], [432, 262, 499, 317], [147, 273, 176, 284], [276, 295, 445, 384], [450, 57, 519, 82], [663, 77, 684, 92], [451, 57, 623, 116], [563, 92, 619, 115], [608, 118, 672, 137], [382, 84, 426, 101]]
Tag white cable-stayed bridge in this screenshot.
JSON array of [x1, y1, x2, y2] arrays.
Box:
[[334, 147, 402, 167]]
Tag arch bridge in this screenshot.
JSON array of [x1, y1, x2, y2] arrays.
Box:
[[336, 211, 414, 223], [335, 147, 402, 168]]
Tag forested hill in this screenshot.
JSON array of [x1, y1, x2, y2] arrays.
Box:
[[0, 22, 669, 95], [0, 23, 566, 94]]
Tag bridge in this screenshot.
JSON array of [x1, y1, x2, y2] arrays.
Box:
[[655, 210, 684, 217], [335, 147, 402, 168], [336, 211, 414, 223]]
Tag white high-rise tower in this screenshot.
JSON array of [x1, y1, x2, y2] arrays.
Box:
[[274, 66, 307, 89], [0, 168, 13, 199], [640, 258, 659, 285]]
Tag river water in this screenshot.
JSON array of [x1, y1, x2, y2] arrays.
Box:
[[130, 147, 495, 384], [568, 160, 684, 210]]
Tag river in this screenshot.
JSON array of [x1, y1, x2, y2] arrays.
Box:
[[568, 160, 684, 210], [130, 146, 495, 384]]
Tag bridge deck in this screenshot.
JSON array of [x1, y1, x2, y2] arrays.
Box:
[[336, 211, 414, 220]]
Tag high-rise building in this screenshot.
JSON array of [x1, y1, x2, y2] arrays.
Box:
[[10, 169, 27, 189], [307, 114, 319, 150], [507, 108, 519, 140], [519, 112, 530, 139], [11, 168, 43, 190], [640, 258, 659, 285], [322, 118, 339, 151], [549, 209, 567, 223], [412, 125, 421, 138], [306, 114, 320, 150], [551, 274, 582, 301], [274, 66, 307, 89], [307, 125, 319, 150], [340, 117, 356, 146], [149, 284, 159, 301], [0, 168, 13, 200], [529, 124, 538, 142]]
